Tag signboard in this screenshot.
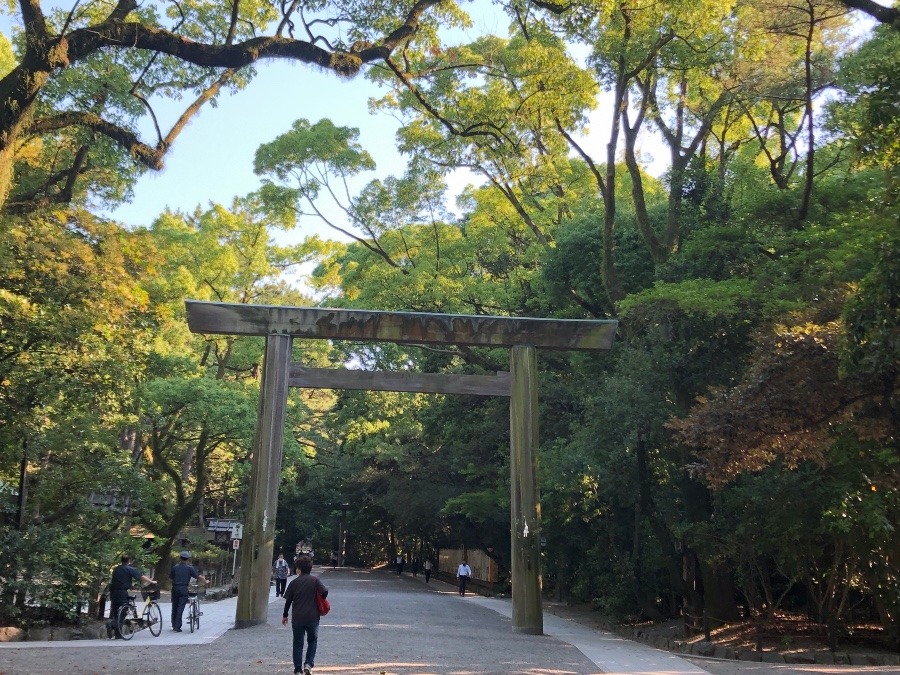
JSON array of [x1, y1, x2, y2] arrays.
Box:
[[207, 518, 240, 532], [231, 523, 243, 540], [233, 538, 240, 550]]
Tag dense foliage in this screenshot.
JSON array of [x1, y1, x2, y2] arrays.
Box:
[[0, 0, 896, 649]]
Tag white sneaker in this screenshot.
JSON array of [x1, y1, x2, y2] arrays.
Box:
[[303, 666, 312, 675]]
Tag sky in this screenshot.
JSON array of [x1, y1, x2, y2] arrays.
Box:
[[103, 53, 628, 242], [103, 7, 516, 237], [106, 62, 413, 231], [0, 3, 755, 251]]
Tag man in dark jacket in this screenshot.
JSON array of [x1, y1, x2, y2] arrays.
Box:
[[169, 550, 207, 632], [281, 555, 328, 675], [108, 555, 155, 638]]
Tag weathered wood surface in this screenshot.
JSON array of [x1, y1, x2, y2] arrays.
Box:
[[235, 334, 291, 629], [289, 365, 512, 397], [185, 301, 617, 351], [509, 345, 544, 635]]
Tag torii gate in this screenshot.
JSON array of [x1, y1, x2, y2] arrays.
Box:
[[185, 300, 617, 634]]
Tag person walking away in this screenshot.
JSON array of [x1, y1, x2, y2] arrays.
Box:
[[282, 555, 328, 675], [170, 550, 207, 632], [395, 554, 404, 575], [108, 555, 155, 638], [456, 559, 472, 596], [423, 558, 433, 583], [274, 553, 290, 597], [412, 557, 420, 577]]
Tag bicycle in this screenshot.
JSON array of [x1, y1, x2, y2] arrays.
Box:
[[116, 583, 163, 640], [186, 585, 204, 633]]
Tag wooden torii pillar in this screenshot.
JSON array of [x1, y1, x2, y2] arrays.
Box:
[[185, 301, 617, 634]]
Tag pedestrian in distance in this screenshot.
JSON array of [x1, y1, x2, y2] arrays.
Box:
[[170, 550, 207, 632], [274, 553, 290, 597], [107, 555, 155, 639], [282, 555, 328, 675], [456, 559, 472, 596], [395, 553, 404, 575], [423, 558, 433, 583], [412, 557, 419, 577]]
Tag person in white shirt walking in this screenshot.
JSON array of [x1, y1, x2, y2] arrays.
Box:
[[423, 558, 433, 583], [456, 560, 472, 596]]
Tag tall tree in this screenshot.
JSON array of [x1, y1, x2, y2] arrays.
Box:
[[0, 0, 459, 211], [0, 208, 157, 618], [131, 195, 308, 567]]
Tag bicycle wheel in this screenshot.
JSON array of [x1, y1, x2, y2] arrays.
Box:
[[116, 604, 135, 640], [193, 601, 200, 631], [144, 602, 163, 637], [188, 601, 196, 633]]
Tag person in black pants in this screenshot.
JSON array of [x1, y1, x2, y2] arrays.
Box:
[[273, 553, 290, 597], [108, 555, 155, 638], [456, 559, 472, 596], [169, 551, 207, 632]]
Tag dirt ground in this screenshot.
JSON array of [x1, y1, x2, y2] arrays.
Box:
[[545, 602, 899, 665]]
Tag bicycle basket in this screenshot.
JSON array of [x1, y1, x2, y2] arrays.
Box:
[[141, 585, 161, 601]]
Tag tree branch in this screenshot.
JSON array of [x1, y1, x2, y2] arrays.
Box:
[[28, 111, 165, 169], [5, 144, 90, 214], [838, 0, 899, 28]]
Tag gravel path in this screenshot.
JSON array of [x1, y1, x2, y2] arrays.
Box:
[[0, 568, 605, 675], [3, 569, 898, 675]]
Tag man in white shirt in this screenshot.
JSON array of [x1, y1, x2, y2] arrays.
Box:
[[456, 560, 472, 596], [423, 559, 433, 583]]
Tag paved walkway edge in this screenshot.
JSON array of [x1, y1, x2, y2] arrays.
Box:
[[0, 596, 239, 649], [465, 595, 711, 674]]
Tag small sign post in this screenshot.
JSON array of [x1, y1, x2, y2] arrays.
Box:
[[230, 523, 243, 582], [231, 536, 240, 580]]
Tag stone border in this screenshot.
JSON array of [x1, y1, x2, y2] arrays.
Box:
[[628, 628, 900, 667]]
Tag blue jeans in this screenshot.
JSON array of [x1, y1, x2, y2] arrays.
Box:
[[292, 621, 319, 670]]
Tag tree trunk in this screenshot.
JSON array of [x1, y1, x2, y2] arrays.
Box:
[[698, 559, 742, 625], [0, 74, 44, 210], [797, 11, 817, 223], [155, 539, 175, 590], [16, 438, 28, 530], [664, 159, 687, 255]]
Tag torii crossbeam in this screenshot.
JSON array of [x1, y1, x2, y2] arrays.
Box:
[[185, 300, 617, 634]]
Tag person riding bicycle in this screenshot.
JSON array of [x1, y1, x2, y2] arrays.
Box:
[[169, 550, 207, 632], [108, 555, 155, 639]]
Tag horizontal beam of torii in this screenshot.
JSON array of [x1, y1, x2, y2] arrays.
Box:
[[184, 300, 617, 635], [185, 301, 617, 350], [290, 365, 512, 397]]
